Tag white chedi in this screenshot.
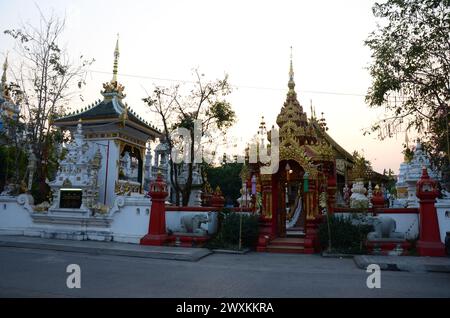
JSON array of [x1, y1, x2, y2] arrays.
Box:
[[350, 180, 369, 209], [393, 142, 440, 208]]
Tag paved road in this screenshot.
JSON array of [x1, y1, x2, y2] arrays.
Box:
[[0, 247, 449, 298]]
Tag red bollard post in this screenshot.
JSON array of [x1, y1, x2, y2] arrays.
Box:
[[140, 173, 169, 246]]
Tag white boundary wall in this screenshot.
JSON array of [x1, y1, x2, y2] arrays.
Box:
[[334, 212, 420, 241], [0, 194, 219, 244], [436, 199, 450, 243]]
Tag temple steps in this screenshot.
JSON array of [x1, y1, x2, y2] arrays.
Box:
[[266, 237, 306, 254], [269, 237, 305, 246], [266, 245, 305, 254], [286, 230, 305, 238], [285, 227, 306, 238]]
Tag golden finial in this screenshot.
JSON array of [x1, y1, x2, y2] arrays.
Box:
[[289, 46, 294, 80], [288, 46, 295, 92], [112, 34, 120, 83]]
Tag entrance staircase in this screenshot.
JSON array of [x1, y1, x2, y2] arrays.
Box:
[[266, 227, 306, 254]]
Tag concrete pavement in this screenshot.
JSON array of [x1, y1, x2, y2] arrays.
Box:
[[0, 245, 449, 297]]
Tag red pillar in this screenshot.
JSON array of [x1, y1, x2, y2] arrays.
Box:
[[271, 173, 279, 237], [327, 176, 337, 214], [140, 174, 169, 246], [256, 181, 273, 252], [416, 168, 445, 257], [304, 179, 320, 253]]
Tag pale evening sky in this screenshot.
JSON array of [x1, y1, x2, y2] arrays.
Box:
[[0, 0, 407, 173]]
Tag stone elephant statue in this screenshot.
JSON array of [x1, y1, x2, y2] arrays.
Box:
[[367, 216, 405, 241], [180, 214, 209, 235]]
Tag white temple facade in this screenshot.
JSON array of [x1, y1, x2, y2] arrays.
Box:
[[0, 38, 165, 242], [0, 38, 218, 243], [47, 120, 103, 214]]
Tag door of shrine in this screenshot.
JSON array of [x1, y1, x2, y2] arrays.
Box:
[[277, 160, 306, 237]]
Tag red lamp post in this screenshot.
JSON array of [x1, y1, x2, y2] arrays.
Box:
[[140, 173, 169, 246], [416, 168, 445, 257]]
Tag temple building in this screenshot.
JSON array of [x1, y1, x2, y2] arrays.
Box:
[[53, 38, 162, 209], [249, 52, 367, 252]]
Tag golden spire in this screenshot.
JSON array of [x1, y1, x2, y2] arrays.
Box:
[[101, 35, 126, 99], [288, 46, 295, 93], [289, 46, 294, 79], [112, 34, 120, 83]]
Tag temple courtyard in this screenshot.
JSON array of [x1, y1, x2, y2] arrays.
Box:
[[0, 244, 449, 298]]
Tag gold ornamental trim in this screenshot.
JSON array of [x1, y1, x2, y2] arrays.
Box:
[[279, 146, 318, 177]]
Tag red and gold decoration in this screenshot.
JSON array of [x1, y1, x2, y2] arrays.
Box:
[[416, 168, 446, 256], [371, 184, 385, 208], [140, 173, 169, 246], [253, 48, 347, 253]]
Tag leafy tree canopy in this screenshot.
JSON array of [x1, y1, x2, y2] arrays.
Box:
[[365, 0, 450, 186], [204, 162, 243, 206]]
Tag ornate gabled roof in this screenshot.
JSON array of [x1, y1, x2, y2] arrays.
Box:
[[277, 48, 318, 148], [275, 49, 355, 165], [53, 37, 161, 137], [53, 94, 162, 136], [310, 120, 354, 163]]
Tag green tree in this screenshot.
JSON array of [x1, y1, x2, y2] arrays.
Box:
[[204, 162, 243, 206], [365, 0, 450, 187], [4, 10, 93, 200], [350, 150, 373, 181], [144, 69, 236, 206]]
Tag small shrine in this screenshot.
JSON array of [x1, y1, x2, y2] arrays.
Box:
[[52, 37, 162, 209], [247, 51, 356, 252], [394, 141, 440, 207]]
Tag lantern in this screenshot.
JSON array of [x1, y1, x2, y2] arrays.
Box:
[[416, 167, 439, 201]]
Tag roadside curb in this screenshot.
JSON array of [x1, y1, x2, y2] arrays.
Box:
[[212, 248, 250, 254], [354, 255, 450, 273], [321, 252, 356, 258], [0, 235, 212, 262]]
